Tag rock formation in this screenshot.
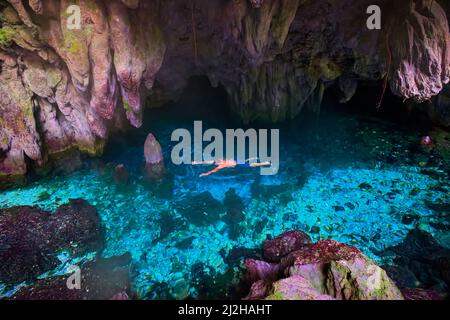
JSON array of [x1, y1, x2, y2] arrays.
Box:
[[11, 253, 132, 300], [144, 132, 165, 180], [0, 199, 104, 285], [244, 230, 406, 300], [0, 0, 449, 183]]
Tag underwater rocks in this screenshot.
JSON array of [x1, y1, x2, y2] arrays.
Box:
[[1, 0, 449, 181], [381, 229, 450, 296], [144, 133, 165, 181], [175, 191, 225, 226], [224, 188, 246, 240], [11, 253, 132, 300], [114, 164, 129, 185], [401, 288, 444, 301], [244, 231, 404, 300], [263, 230, 311, 262], [0, 199, 104, 285]]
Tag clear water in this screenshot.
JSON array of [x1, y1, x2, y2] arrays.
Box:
[[1, 92, 449, 299]]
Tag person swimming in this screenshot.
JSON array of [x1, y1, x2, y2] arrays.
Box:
[[192, 158, 271, 177]]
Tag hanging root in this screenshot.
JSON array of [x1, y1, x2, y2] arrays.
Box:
[[377, 30, 392, 109]]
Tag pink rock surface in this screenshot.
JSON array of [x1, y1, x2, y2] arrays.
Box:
[[263, 230, 311, 262], [245, 234, 404, 300]]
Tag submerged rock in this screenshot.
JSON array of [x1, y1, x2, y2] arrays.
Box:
[[382, 229, 450, 294], [263, 230, 311, 262], [114, 164, 129, 185], [0, 199, 104, 285], [144, 133, 165, 181], [175, 191, 225, 226], [11, 253, 132, 300], [224, 188, 246, 240], [401, 288, 444, 301]]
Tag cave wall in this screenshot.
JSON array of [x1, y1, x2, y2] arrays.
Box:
[[0, 0, 449, 182]]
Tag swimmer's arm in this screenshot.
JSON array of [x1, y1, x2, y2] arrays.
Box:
[[192, 160, 215, 165]]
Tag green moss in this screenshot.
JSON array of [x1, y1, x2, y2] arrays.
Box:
[[265, 290, 285, 300], [64, 31, 82, 54], [78, 139, 105, 157], [123, 99, 132, 113], [0, 26, 14, 47]]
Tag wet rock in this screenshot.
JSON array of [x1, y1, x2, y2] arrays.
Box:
[[155, 211, 187, 241], [114, 164, 129, 185], [221, 247, 262, 267], [0, 199, 104, 285], [263, 230, 311, 262], [382, 229, 450, 294], [310, 226, 320, 234], [190, 262, 245, 299], [144, 133, 165, 181], [12, 253, 132, 300], [358, 183, 373, 190], [175, 236, 195, 250], [243, 280, 271, 300], [245, 233, 404, 300], [401, 288, 444, 301], [224, 188, 246, 240], [382, 265, 420, 289], [175, 192, 225, 226], [402, 213, 420, 225], [244, 259, 281, 284]]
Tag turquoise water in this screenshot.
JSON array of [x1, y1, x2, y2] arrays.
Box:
[[1, 95, 449, 299]]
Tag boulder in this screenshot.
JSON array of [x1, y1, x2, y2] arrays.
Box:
[[244, 233, 404, 300], [114, 164, 129, 185]]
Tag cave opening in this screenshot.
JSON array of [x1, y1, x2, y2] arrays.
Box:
[[143, 75, 233, 127]]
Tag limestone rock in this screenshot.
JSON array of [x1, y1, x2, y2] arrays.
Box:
[[244, 233, 404, 300], [144, 132, 165, 180]]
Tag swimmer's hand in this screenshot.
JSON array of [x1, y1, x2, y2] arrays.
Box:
[[192, 160, 215, 165]]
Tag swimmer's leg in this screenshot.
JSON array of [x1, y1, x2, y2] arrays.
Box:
[[199, 165, 225, 177]]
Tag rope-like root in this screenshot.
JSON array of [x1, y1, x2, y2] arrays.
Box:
[[191, 0, 198, 65], [377, 30, 392, 109]]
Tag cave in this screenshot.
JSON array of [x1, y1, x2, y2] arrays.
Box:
[[0, 0, 450, 304]]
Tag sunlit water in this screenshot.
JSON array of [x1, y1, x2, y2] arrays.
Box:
[[1, 95, 449, 299]]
